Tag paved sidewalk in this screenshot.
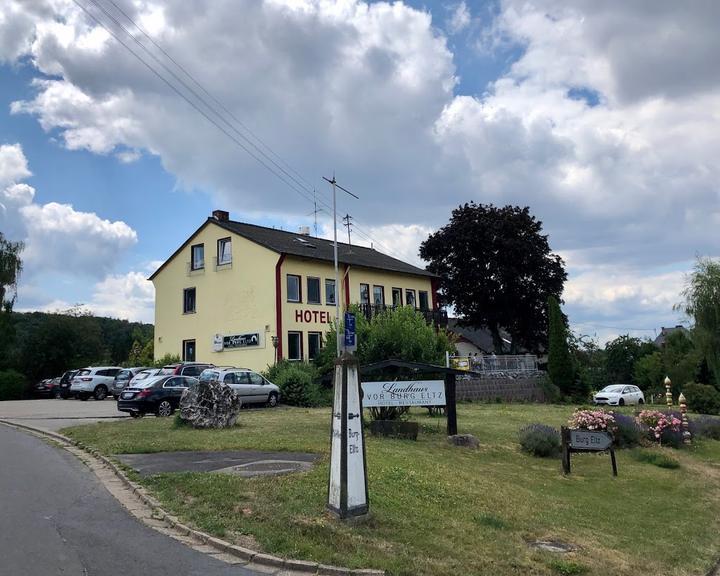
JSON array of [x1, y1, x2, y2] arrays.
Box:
[[0, 398, 128, 431]]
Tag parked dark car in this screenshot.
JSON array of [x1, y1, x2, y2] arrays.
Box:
[[117, 375, 198, 418], [57, 370, 79, 399], [34, 378, 60, 398], [111, 366, 153, 399], [159, 362, 214, 377]]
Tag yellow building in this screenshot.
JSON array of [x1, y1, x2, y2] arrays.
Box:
[[150, 210, 444, 371]]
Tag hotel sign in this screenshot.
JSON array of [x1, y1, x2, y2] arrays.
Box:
[[213, 332, 263, 351], [224, 332, 260, 349], [362, 380, 446, 407]]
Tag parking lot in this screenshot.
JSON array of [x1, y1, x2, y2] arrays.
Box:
[[0, 398, 128, 432]]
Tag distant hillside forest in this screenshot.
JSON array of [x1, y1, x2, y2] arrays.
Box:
[[1, 309, 154, 383]]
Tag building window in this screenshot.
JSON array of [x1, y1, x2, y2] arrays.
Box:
[[406, 289, 416, 308], [217, 237, 232, 265], [287, 274, 301, 302], [373, 285, 385, 306], [325, 279, 336, 305], [308, 332, 322, 359], [419, 290, 430, 310], [183, 287, 196, 314], [191, 243, 204, 270], [360, 283, 370, 305], [288, 331, 302, 361], [182, 339, 196, 362], [392, 287, 402, 307], [307, 277, 321, 304]]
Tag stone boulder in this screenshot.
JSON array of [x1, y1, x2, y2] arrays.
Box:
[[447, 434, 479, 448], [179, 379, 241, 429]]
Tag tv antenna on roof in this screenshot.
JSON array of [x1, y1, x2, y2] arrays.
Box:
[[323, 173, 359, 357], [306, 188, 321, 236]]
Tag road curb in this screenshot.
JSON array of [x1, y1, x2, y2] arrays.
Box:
[[0, 419, 384, 576]]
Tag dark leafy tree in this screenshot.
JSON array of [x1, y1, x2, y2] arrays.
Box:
[[547, 296, 575, 396], [678, 257, 720, 388], [419, 203, 566, 353], [604, 335, 655, 384], [0, 233, 23, 369]]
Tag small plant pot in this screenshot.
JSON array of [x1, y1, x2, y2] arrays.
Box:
[[369, 420, 419, 440]]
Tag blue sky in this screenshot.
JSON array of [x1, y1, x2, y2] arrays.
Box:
[[2, 0, 715, 344]]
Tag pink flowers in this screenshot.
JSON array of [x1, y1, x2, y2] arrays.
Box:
[[568, 409, 617, 432], [636, 410, 681, 440]]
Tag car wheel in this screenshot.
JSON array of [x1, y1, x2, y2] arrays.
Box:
[[130, 411, 144, 419], [54, 390, 63, 399], [94, 385, 108, 401], [156, 400, 174, 417], [618, 398, 625, 406], [267, 392, 279, 408], [79, 394, 89, 401], [638, 398, 644, 405]]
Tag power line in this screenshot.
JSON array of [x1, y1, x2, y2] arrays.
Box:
[[79, 0, 318, 206], [70, 0, 418, 265]]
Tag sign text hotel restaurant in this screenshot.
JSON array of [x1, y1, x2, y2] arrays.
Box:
[[362, 380, 445, 407]]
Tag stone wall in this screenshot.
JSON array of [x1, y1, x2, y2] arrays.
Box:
[[456, 371, 545, 403]]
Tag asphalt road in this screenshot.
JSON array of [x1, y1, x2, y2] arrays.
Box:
[[0, 398, 128, 431], [0, 424, 262, 576]]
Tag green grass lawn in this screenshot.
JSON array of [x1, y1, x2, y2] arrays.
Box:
[[62, 404, 720, 576]]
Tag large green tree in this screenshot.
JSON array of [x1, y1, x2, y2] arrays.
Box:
[[679, 257, 720, 389], [547, 296, 575, 396], [0, 233, 23, 369], [419, 203, 566, 353], [604, 335, 655, 384]]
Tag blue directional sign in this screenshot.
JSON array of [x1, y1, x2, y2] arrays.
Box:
[[344, 312, 356, 350]]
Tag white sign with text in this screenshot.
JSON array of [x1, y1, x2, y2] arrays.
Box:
[[362, 380, 446, 407]]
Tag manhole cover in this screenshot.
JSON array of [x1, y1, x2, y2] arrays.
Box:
[[216, 459, 314, 477], [528, 540, 578, 553]]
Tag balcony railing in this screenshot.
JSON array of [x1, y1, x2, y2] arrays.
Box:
[[354, 303, 448, 327], [449, 354, 538, 373]]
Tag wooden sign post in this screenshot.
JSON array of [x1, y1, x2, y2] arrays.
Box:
[[561, 427, 617, 477]]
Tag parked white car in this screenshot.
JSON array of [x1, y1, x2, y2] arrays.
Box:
[[69, 366, 122, 400], [198, 367, 280, 407], [593, 384, 645, 406]]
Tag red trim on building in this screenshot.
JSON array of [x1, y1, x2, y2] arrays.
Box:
[[343, 264, 350, 307], [431, 278, 440, 310], [275, 254, 286, 360]]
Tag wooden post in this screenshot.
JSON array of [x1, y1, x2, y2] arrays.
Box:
[[610, 447, 618, 477], [561, 427, 571, 475], [679, 392, 692, 445], [445, 373, 457, 436], [665, 376, 672, 408]]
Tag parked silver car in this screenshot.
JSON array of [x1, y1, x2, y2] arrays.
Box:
[[198, 367, 280, 407], [111, 366, 153, 399], [69, 366, 122, 400]]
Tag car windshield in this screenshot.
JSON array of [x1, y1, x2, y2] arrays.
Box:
[[159, 367, 177, 375], [600, 385, 625, 393], [134, 370, 158, 380], [76, 369, 91, 377]]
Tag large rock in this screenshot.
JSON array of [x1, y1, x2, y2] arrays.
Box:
[[179, 379, 241, 429]]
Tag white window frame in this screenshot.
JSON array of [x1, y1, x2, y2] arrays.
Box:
[[307, 277, 321, 305], [217, 237, 232, 265], [287, 331, 303, 361]]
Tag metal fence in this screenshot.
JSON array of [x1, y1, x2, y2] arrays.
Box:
[[448, 353, 538, 373]]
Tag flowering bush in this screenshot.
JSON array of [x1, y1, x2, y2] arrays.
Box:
[[636, 410, 682, 442], [518, 423, 561, 458], [568, 409, 617, 432]]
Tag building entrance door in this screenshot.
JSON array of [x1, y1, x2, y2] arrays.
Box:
[[183, 339, 196, 361]]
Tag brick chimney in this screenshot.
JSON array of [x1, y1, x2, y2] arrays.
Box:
[[212, 210, 229, 222]]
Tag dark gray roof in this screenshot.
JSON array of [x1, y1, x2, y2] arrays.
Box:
[[446, 318, 512, 354], [654, 325, 689, 347], [215, 219, 435, 278]]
